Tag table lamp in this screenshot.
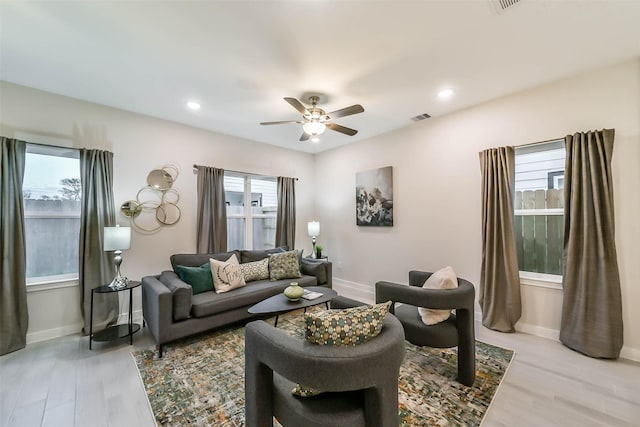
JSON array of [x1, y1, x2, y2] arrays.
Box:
[[307, 221, 320, 258], [104, 225, 131, 289]]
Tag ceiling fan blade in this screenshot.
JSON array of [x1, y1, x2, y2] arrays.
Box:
[[260, 120, 303, 125], [327, 104, 364, 119], [299, 132, 310, 142], [326, 122, 358, 136], [284, 97, 308, 114]]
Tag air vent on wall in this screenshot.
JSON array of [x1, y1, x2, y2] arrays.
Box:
[[411, 113, 431, 122], [491, 0, 522, 14]]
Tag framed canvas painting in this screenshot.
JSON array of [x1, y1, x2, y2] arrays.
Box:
[[356, 166, 393, 226]]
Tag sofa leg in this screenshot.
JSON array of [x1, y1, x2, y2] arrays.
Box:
[[158, 344, 163, 358]]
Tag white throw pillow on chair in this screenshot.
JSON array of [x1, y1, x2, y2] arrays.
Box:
[[418, 266, 458, 325]]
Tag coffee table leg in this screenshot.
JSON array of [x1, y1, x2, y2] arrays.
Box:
[[274, 315, 280, 327]]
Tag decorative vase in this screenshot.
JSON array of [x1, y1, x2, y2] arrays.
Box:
[[284, 282, 304, 301], [316, 249, 322, 259]]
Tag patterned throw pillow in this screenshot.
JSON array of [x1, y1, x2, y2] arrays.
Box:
[[304, 301, 392, 346], [239, 258, 270, 282], [174, 263, 214, 295], [417, 266, 458, 325], [209, 254, 246, 294], [268, 250, 302, 281]]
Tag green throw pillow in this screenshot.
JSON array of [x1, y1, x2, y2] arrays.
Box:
[[175, 263, 214, 295], [269, 250, 302, 281], [304, 301, 392, 346]]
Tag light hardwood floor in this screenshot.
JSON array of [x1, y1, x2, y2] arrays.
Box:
[[1, 320, 639, 427]]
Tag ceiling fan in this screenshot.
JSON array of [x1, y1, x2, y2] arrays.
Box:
[[260, 95, 364, 141]]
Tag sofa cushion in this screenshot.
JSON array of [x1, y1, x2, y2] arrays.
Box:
[[240, 247, 285, 264], [174, 262, 214, 295], [417, 266, 458, 325], [239, 258, 270, 282], [210, 254, 246, 293], [304, 301, 392, 346], [190, 275, 317, 318], [170, 251, 241, 271], [269, 250, 302, 281], [158, 271, 192, 321]]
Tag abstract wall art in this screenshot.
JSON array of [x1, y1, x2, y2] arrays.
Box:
[[356, 166, 393, 226]]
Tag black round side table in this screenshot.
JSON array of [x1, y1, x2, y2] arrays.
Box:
[[89, 280, 141, 349]]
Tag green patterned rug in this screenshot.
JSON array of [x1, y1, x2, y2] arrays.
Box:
[[133, 310, 513, 426]]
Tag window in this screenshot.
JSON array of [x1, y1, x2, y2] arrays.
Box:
[[22, 144, 81, 284], [514, 140, 565, 282], [224, 173, 277, 250]]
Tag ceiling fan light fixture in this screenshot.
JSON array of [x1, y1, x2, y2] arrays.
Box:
[[186, 101, 201, 110], [302, 121, 326, 136]]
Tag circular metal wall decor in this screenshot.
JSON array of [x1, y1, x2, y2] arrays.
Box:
[[120, 164, 182, 233]]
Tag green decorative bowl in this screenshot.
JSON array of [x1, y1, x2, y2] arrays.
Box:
[[284, 282, 304, 301]]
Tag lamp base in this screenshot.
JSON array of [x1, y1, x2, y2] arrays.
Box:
[[108, 275, 129, 290]]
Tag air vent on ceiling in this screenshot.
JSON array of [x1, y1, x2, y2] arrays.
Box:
[[411, 113, 431, 122], [491, 0, 522, 14]]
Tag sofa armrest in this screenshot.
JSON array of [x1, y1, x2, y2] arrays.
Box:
[[141, 275, 173, 345], [300, 259, 332, 288], [158, 271, 193, 321]]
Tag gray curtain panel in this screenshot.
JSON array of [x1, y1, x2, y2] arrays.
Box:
[[479, 146, 521, 332], [275, 177, 296, 250], [79, 149, 118, 334], [0, 137, 29, 355], [560, 129, 623, 358], [196, 166, 227, 253]]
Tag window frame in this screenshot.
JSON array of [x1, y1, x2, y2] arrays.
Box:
[[224, 172, 277, 250], [23, 143, 81, 286], [514, 139, 565, 288]]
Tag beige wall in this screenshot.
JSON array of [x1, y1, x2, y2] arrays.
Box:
[[0, 81, 316, 342], [314, 59, 640, 360], [2, 59, 638, 359]]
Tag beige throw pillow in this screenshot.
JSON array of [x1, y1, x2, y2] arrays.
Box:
[[417, 266, 458, 325], [209, 254, 246, 293]]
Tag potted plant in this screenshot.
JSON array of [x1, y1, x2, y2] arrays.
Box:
[[315, 244, 323, 259]]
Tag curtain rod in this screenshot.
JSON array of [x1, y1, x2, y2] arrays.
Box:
[[515, 136, 564, 149], [192, 164, 298, 180]]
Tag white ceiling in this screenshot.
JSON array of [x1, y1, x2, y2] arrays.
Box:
[[2, 1, 640, 154]]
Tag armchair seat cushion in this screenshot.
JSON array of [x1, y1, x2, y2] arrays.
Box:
[[395, 304, 458, 348], [272, 374, 366, 427]]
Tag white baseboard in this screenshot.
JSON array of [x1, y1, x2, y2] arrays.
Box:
[[475, 310, 640, 362], [333, 278, 375, 305], [26, 309, 144, 345], [27, 323, 83, 344], [515, 321, 561, 341], [620, 346, 640, 362]]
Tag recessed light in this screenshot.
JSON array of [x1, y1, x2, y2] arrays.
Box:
[[186, 101, 201, 110], [437, 88, 454, 99]]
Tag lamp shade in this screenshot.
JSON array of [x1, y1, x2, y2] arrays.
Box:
[[104, 226, 131, 251], [307, 221, 320, 238]]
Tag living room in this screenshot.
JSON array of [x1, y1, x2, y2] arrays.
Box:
[[1, 1, 639, 426]]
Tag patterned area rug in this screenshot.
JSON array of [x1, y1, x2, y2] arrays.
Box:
[[133, 310, 513, 426]]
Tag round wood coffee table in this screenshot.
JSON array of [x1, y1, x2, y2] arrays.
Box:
[[248, 286, 337, 326]]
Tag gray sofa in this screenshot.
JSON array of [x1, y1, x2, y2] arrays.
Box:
[[141, 249, 332, 357]]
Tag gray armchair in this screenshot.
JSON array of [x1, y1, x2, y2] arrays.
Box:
[[376, 270, 476, 386], [244, 314, 405, 427]]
